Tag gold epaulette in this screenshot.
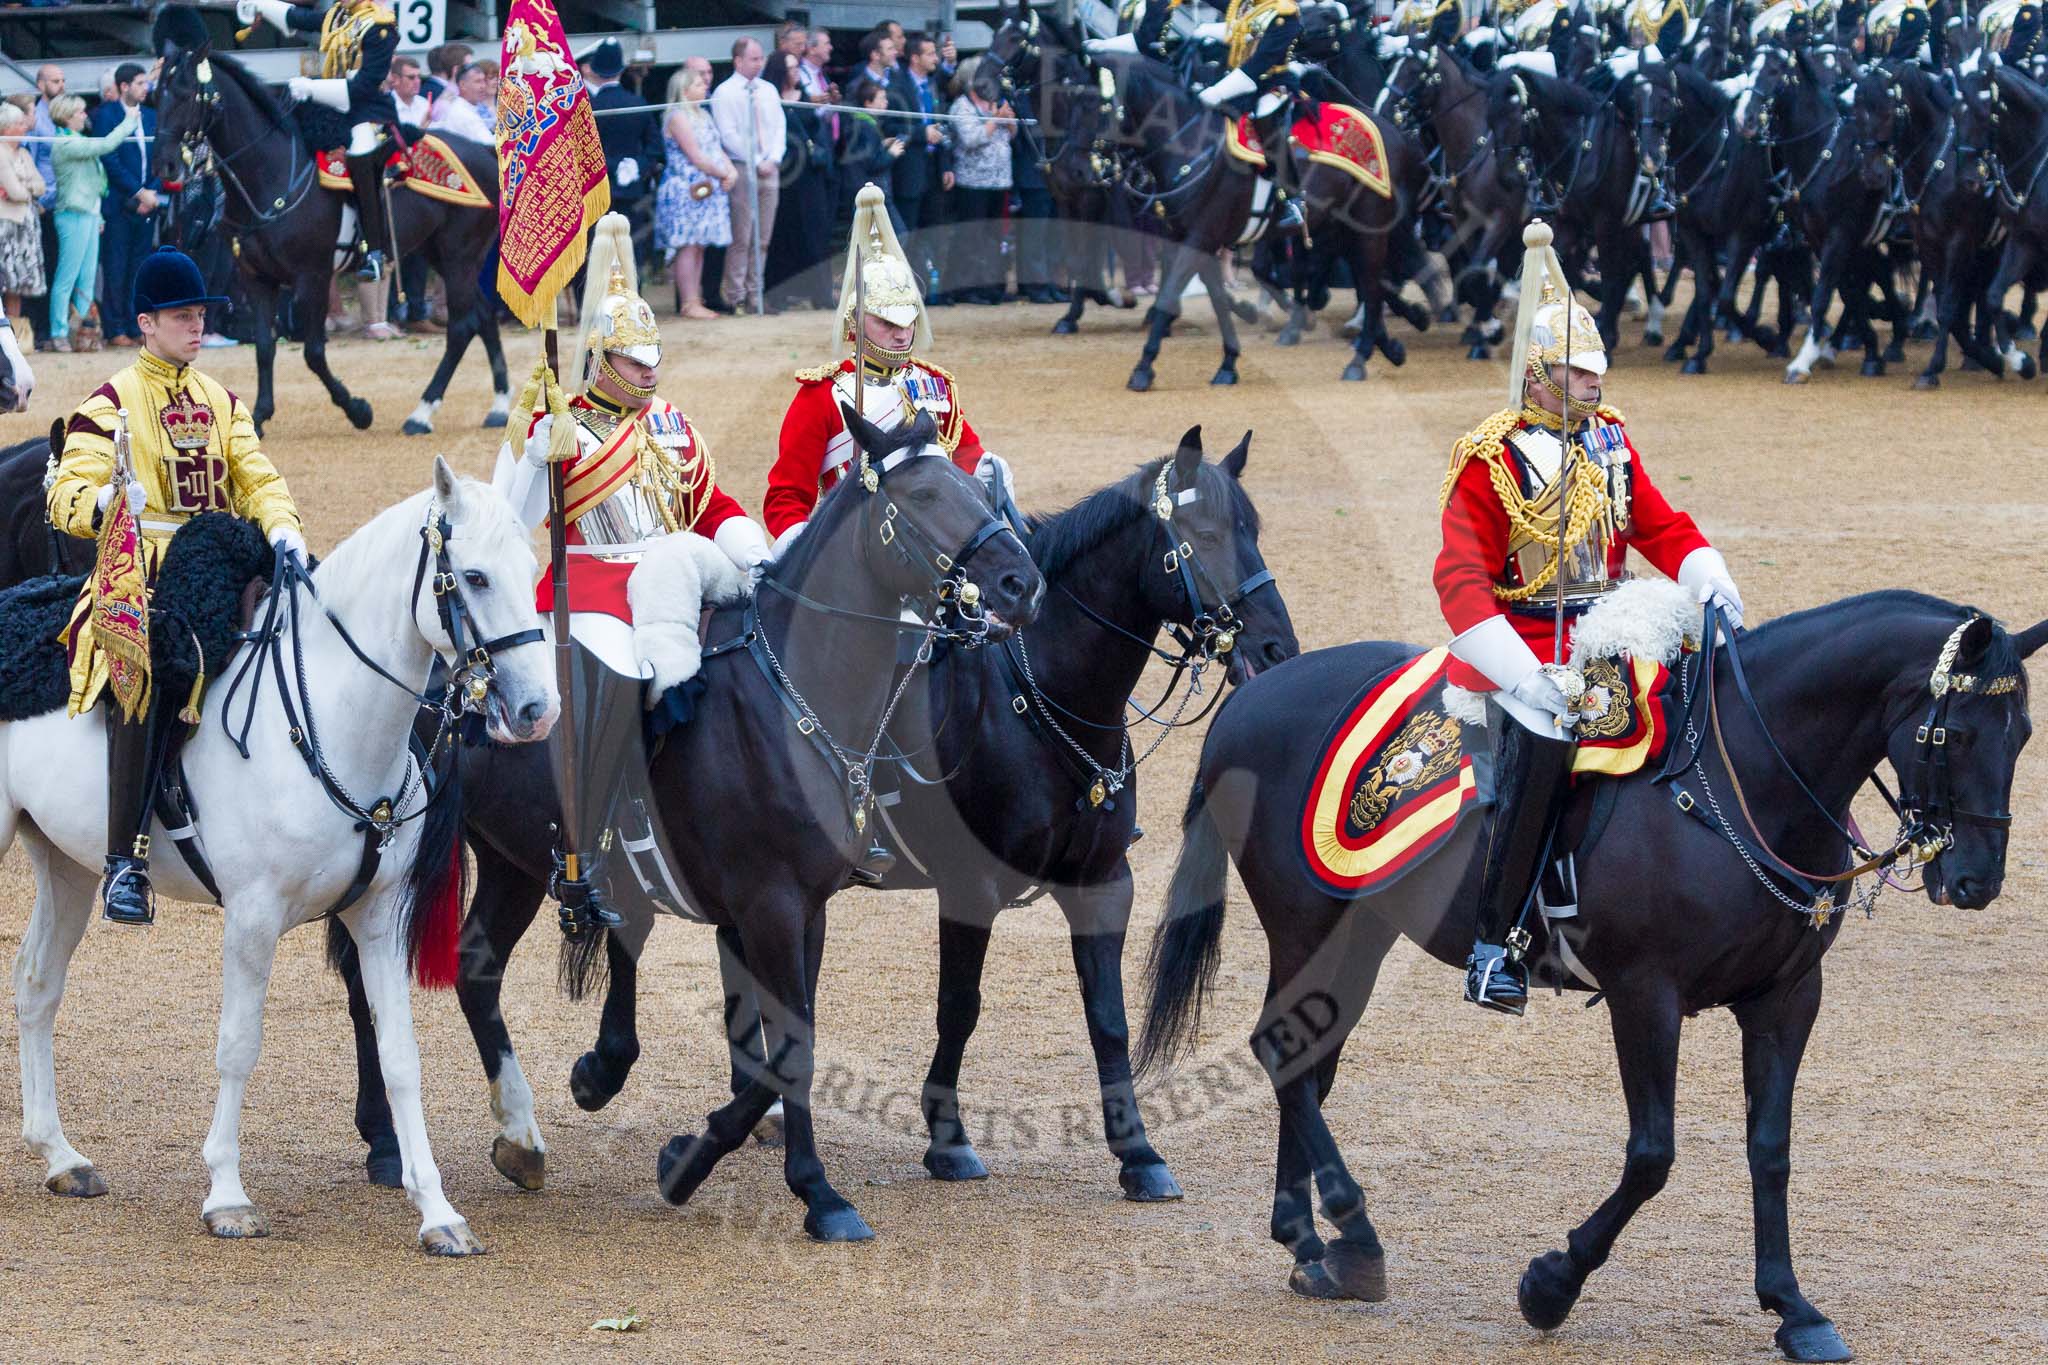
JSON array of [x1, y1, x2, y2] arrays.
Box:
[[1438, 408, 1521, 511], [794, 363, 842, 383], [1596, 402, 1625, 424]]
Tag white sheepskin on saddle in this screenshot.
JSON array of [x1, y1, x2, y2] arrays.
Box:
[[627, 532, 749, 702], [1443, 579, 1697, 728]]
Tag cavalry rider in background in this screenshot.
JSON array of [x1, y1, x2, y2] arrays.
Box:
[[1192, 1, 1353, 240], [1391, 0, 1463, 48], [238, 0, 400, 282], [2003, 2, 2046, 70], [767, 183, 1013, 556], [495, 214, 771, 929], [1434, 221, 1743, 1015], [48, 246, 307, 926], [1579, 0, 1687, 222]]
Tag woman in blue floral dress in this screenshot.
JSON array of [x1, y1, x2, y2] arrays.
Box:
[[656, 66, 738, 320]]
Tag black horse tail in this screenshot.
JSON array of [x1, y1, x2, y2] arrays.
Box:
[[400, 738, 469, 989], [557, 923, 611, 1002], [1135, 777, 1229, 1079]]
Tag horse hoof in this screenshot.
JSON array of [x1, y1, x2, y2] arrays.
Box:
[[922, 1144, 990, 1182], [1341, 361, 1366, 382], [1380, 339, 1406, 366], [1859, 359, 1885, 378], [656, 1133, 718, 1207], [481, 409, 508, 430], [490, 1136, 545, 1191], [1051, 319, 1077, 336], [1324, 1239, 1390, 1302], [805, 1203, 876, 1243], [203, 1204, 270, 1240], [752, 1105, 786, 1149], [1776, 1320, 1853, 1362], [345, 399, 374, 430], [1643, 330, 1663, 348], [1466, 344, 1492, 361], [419, 1220, 486, 1257], [569, 1050, 627, 1112], [46, 1165, 108, 1198], [1883, 342, 1905, 363], [1118, 1160, 1184, 1202], [1276, 328, 1301, 347], [1783, 369, 1810, 386], [1665, 341, 1689, 363], [401, 418, 432, 436], [1288, 1260, 1344, 1299], [1127, 369, 1154, 393], [1913, 373, 1940, 390], [1210, 368, 1238, 386], [1518, 1249, 1582, 1331], [2019, 323, 2039, 343], [1681, 356, 1706, 376], [1766, 341, 1791, 359], [365, 1149, 404, 1189], [1911, 319, 1939, 341], [2021, 355, 2040, 380]]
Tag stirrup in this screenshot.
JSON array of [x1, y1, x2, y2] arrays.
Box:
[[355, 248, 387, 284], [550, 855, 623, 937], [1463, 944, 1528, 1017], [100, 856, 155, 927], [1273, 197, 1306, 240], [846, 842, 896, 888]]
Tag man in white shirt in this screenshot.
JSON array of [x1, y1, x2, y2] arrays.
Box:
[[389, 55, 432, 127], [710, 37, 787, 314]]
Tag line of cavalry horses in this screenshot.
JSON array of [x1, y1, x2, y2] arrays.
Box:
[[0, 6, 2043, 1364]]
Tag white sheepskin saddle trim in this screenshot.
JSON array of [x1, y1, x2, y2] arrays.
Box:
[[627, 532, 750, 703], [1444, 580, 1696, 729], [1567, 578, 1696, 670], [1444, 683, 1489, 726]]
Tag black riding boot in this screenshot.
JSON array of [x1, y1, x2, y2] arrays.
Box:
[[1269, 131, 1307, 241], [101, 710, 156, 926], [1464, 707, 1577, 1015], [552, 648, 646, 935], [1640, 123, 1677, 220], [345, 137, 393, 284]]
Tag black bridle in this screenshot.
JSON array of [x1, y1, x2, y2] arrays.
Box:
[[1662, 606, 2017, 923], [162, 48, 318, 230], [219, 507, 544, 844]]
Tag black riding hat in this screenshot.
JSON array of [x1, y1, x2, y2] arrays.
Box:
[[582, 38, 625, 80], [133, 246, 229, 317], [153, 3, 212, 57]]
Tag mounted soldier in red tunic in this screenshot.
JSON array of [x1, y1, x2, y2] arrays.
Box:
[[492, 214, 769, 929], [766, 183, 1013, 556], [1435, 220, 1744, 1014]]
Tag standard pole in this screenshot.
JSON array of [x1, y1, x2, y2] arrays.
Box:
[[543, 323, 582, 883]]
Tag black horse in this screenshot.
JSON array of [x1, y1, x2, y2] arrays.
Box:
[[1856, 60, 2012, 386], [438, 430, 1293, 1212], [0, 436, 78, 588], [449, 412, 1042, 1241], [1958, 61, 2048, 379], [1740, 42, 1909, 382], [151, 29, 508, 436], [1139, 591, 2045, 1361]]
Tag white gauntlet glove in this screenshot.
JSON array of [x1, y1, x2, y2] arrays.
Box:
[[1510, 667, 1577, 727], [974, 451, 1014, 507], [289, 77, 350, 112], [95, 481, 146, 516], [242, 0, 296, 34], [522, 414, 555, 466], [1678, 547, 1745, 630], [270, 525, 308, 561]]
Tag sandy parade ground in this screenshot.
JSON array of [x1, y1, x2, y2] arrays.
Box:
[[0, 276, 2045, 1363]]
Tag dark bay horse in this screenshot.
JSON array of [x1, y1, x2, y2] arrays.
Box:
[[152, 32, 508, 436], [429, 431, 1293, 1213], [1139, 592, 2046, 1361], [1958, 61, 2048, 379], [450, 413, 1042, 1242]]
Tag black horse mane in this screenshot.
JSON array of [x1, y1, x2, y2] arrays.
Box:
[[190, 46, 291, 127], [1745, 589, 2025, 695], [1519, 68, 1603, 118], [757, 443, 893, 595], [1673, 61, 1728, 113], [1994, 62, 2048, 120], [1026, 456, 1258, 584]]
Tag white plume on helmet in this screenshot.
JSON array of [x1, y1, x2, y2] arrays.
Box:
[[571, 212, 662, 389], [835, 182, 931, 354], [1506, 218, 1607, 411]]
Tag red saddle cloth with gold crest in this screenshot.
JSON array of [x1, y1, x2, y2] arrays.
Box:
[[1225, 102, 1393, 198], [315, 134, 491, 208], [1299, 647, 1674, 898]]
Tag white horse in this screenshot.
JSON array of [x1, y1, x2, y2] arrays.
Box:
[[4, 457, 556, 1254]]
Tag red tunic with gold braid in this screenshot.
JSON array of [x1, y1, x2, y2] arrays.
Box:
[[1433, 405, 1707, 692], [765, 357, 985, 539], [528, 391, 745, 620]]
